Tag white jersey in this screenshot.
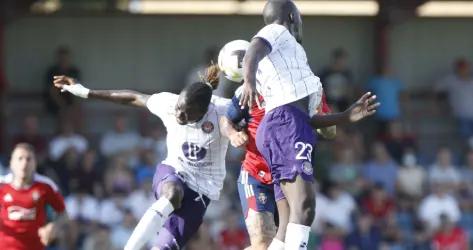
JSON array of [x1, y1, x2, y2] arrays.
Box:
[[146, 92, 231, 200], [253, 23, 323, 112]]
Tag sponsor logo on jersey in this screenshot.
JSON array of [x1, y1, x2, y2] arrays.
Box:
[[301, 161, 313, 176], [7, 206, 37, 221], [258, 192, 268, 204], [201, 121, 214, 133], [3, 193, 13, 202], [182, 142, 207, 162]]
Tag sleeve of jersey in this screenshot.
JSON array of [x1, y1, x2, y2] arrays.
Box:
[[225, 96, 248, 124], [214, 97, 232, 117], [320, 93, 332, 114], [46, 186, 66, 213], [146, 92, 176, 119], [253, 24, 289, 52]]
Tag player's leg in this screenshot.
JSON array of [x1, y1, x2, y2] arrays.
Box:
[[280, 175, 315, 249], [237, 169, 277, 250], [125, 164, 184, 250], [268, 184, 289, 250], [256, 105, 316, 250], [153, 180, 211, 250]]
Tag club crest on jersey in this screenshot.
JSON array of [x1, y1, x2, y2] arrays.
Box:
[[182, 142, 207, 162], [201, 121, 214, 134], [258, 192, 268, 204], [3, 193, 13, 202], [32, 190, 40, 202], [301, 161, 313, 176]]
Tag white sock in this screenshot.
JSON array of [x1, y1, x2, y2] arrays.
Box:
[[284, 223, 311, 250], [268, 238, 285, 250], [124, 197, 174, 250]]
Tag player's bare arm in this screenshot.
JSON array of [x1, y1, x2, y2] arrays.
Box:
[[53, 75, 150, 107], [310, 92, 380, 128], [240, 38, 270, 108], [219, 117, 249, 148], [38, 212, 67, 246]]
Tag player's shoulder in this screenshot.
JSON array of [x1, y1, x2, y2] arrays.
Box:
[[33, 174, 60, 192], [234, 86, 244, 99], [211, 95, 231, 106], [258, 23, 287, 33], [148, 92, 179, 104]]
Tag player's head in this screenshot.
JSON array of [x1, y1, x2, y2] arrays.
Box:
[[263, 0, 302, 43], [10, 143, 37, 182], [175, 64, 220, 125]]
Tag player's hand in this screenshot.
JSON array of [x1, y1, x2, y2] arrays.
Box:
[[229, 131, 249, 148], [239, 81, 261, 109], [53, 75, 90, 98], [346, 92, 380, 122], [38, 223, 56, 246]]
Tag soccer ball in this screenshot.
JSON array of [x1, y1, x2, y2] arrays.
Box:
[[218, 40, 250, 83]]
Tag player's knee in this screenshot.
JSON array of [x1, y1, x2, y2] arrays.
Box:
[[160, 182, 184, 209], [291, 196, 315, 225], [246, 210, 276, 248], [251, 242, 271, 250]]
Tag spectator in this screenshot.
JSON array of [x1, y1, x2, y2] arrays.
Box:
[[140, 122, 167, 163], [218, 212, 248, 250], [461, 150, 473, 189], [104, 156, 134, 195], [419, 184, 461, 232], [332, 128, 365, 163], [432, 214, 468, 250], [134, 149, 157, 182], [11, 114, 47, 160], [320, 223, 345, 250], [186, 221, 219, 250], [397, 150, 426, 205], [65, 189, 100, 223], [362, 142, 399, 195], [435, 58, 473, 140], [98, 190, 127, 227], [429, 147, 461, 192], [319, 48, 354, 111], [459, 150, 473, 210], [380, 121, 416, 163], [44, 46, 81, 116], [366, 66, 406, 134], [328, 147, 362, 196], [362, 184, 396, 223], [51, 144, 81, 195], [110, 209, 136, 250], [69, 149, 102, 196], [49, 121, 88, 161], [125, 175, 154, 221], [313, 181, 356, 234], [100, 115, 141, 159], [346, 213, 382, 250], [82, 224, 113, 250], [381, 213, 404, 249]]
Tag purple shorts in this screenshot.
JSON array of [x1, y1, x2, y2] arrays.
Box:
[[152, 164, 210, 250], [256, 104, 316, 184]]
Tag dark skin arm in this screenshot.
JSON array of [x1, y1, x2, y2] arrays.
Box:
[[310, 92, 380, 128], [240, 38, 271, 108], [53, 75, 150, 108], [219, 117, 249, 148]]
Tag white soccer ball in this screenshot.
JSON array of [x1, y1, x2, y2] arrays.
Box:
[[218, 40, 250, 83]]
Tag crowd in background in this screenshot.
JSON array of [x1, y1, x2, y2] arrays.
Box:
[[1, 46, 473, 250]]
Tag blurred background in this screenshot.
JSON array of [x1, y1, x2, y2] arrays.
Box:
[[1, 0, 473, 249]]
